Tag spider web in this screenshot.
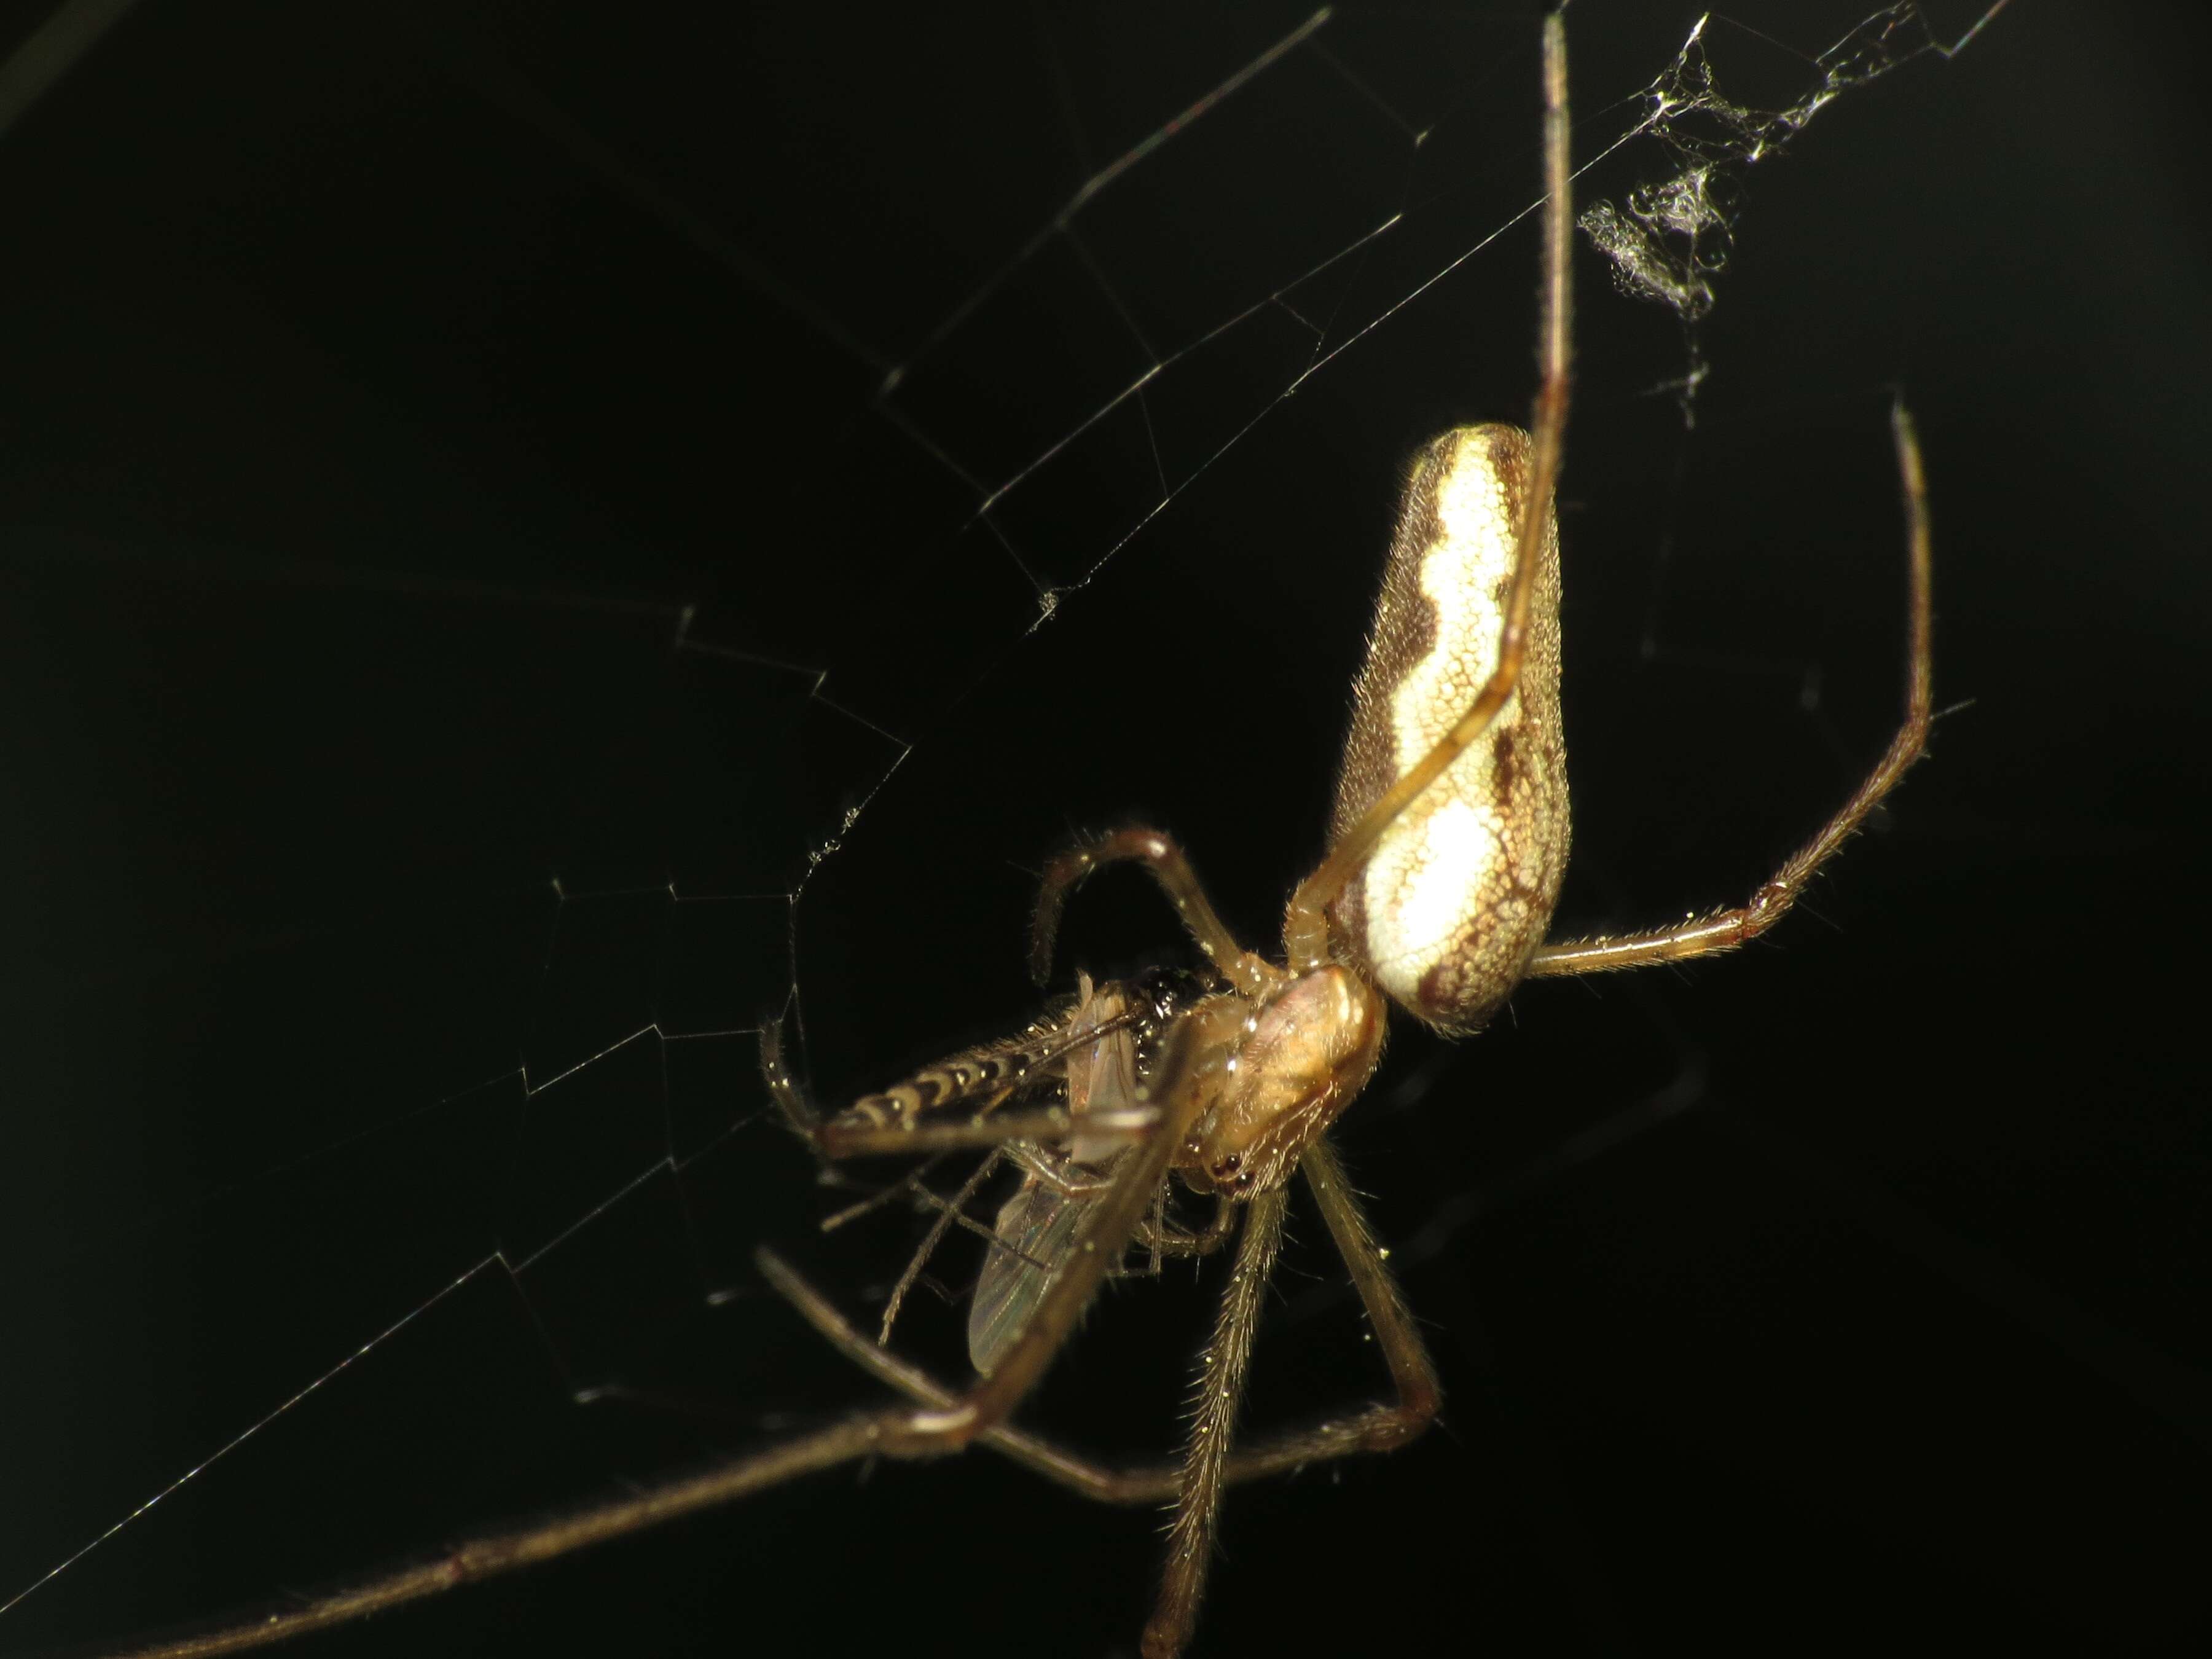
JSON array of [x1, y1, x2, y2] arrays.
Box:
[[14, 4, 2184, 1657]]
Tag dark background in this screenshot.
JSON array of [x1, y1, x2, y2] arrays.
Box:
[[2, 2, 2206, 1655]]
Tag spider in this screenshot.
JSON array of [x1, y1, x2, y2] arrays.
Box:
[[104, 14, 1931, 1658]]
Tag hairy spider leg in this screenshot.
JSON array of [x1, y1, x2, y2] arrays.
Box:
[[755, 1133, 1440, 1518], [1032, 826, 1279, 996], [1525, 401, 1933, 975], [108, 1005, 1229, 1659], [1143, 1135, 1445, 1657]]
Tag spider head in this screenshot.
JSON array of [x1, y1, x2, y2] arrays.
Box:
[[1175, 965, 1386, 1198]]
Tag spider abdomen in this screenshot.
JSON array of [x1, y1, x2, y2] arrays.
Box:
[[1328, 423, 1570, 1030]]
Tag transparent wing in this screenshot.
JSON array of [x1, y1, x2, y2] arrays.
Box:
[[968, 977, 1146, 1373], [968, 1164, 1114, 1374]]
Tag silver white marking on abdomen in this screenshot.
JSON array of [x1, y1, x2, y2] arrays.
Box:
[[1327, 424, 1569, 1031]]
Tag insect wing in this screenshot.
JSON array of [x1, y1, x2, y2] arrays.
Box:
[[968, 982, 1144, 1373], [967, 1167, 1107, 1374]]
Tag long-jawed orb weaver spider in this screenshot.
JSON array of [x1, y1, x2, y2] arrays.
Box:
[[103, 13, 1931, 1658]]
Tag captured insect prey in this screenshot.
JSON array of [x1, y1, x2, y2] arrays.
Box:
[[71, 11, 1945, 1659]]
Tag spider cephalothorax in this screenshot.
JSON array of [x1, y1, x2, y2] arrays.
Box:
[[1168, 966, 1385, 1198]]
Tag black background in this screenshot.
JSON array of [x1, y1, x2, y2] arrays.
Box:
[[2, 2, 2206, 1656]]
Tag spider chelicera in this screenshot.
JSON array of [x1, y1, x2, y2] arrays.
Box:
[[110, 14, 1930, 1659]]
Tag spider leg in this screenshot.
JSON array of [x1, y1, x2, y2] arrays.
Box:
[[1284, 1132, 1442, 1458], [114, 1013, 1224, 1659], [1525, 401, 1933, 978], [1282, 10, 1572, 972], [758, 1244, 1191, 1501], [1142, 1137, 1441, 1657], [106, 1410, 943, 1659], [1145, 1183, 1288, 1658], [1030, 826, 1274, 996], [818, 1100, 1158, 1159], [766, 1150, 1429, 1531], [1149, 1135, 1447, 1657]]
